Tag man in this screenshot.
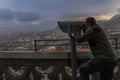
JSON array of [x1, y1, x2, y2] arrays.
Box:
[[76, 17, 117, 80]]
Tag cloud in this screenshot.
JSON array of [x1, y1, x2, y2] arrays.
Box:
[[14, 12, 41, 22], [1, 0, 120, 19], [2, 0, 120, 21], [57, 0, 118, 18], [0, 9, 13, 20], [0, 0, 120, 31], [0, 9, 42, 23]]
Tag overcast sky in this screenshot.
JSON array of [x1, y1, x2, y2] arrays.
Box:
[[0, 0, 120, 30]]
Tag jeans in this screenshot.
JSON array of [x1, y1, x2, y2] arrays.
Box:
[[79, 58, 115, 80]]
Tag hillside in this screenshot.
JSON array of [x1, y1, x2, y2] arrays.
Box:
[[100, 14, 120, 31]]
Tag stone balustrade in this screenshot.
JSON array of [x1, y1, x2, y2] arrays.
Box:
[[0, 51, 119, 80]]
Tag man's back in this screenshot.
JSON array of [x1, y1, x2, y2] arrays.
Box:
[[76, 24, 117, 62], [88, 24, 117, 62]]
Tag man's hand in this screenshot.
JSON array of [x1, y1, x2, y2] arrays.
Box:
[[76, 21, 88, 33], [68, 33, 76, 39], [76, 21, 85, 29]]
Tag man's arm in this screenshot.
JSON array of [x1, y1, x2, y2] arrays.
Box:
[[76, 28, 95, 43]]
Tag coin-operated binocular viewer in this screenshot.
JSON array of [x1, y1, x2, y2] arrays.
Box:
[[57, 21, 84, 80]]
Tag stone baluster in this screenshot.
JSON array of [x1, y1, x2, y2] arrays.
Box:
[[5, 66, 30, 80]]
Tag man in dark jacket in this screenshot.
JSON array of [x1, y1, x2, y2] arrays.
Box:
[[76, 17, 117, 80]]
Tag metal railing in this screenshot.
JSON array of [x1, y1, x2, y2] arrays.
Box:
[[34, 38, 118, 51], [109, 38, 118, 50]]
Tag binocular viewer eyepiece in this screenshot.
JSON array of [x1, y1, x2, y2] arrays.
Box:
[[57, 21, 85, 33]]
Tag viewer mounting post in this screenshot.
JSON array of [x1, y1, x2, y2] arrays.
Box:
[[57, 21, 82, 80], [68, 25, 77, 80]]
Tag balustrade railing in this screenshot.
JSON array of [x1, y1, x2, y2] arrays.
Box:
[[0, 38, 119, 80]]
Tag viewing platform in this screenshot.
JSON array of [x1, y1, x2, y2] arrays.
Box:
[[0, 50, 119, 80], [0, 38, 119, 80]]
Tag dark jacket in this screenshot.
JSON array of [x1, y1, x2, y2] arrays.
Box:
[[76, 24, 117, 62]]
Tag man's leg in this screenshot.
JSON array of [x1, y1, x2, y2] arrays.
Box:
[[100, 63, 115, 80], [79, 58, 103, 80]]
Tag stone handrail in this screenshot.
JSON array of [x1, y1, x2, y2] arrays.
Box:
[[0, 51, 119, 80]]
